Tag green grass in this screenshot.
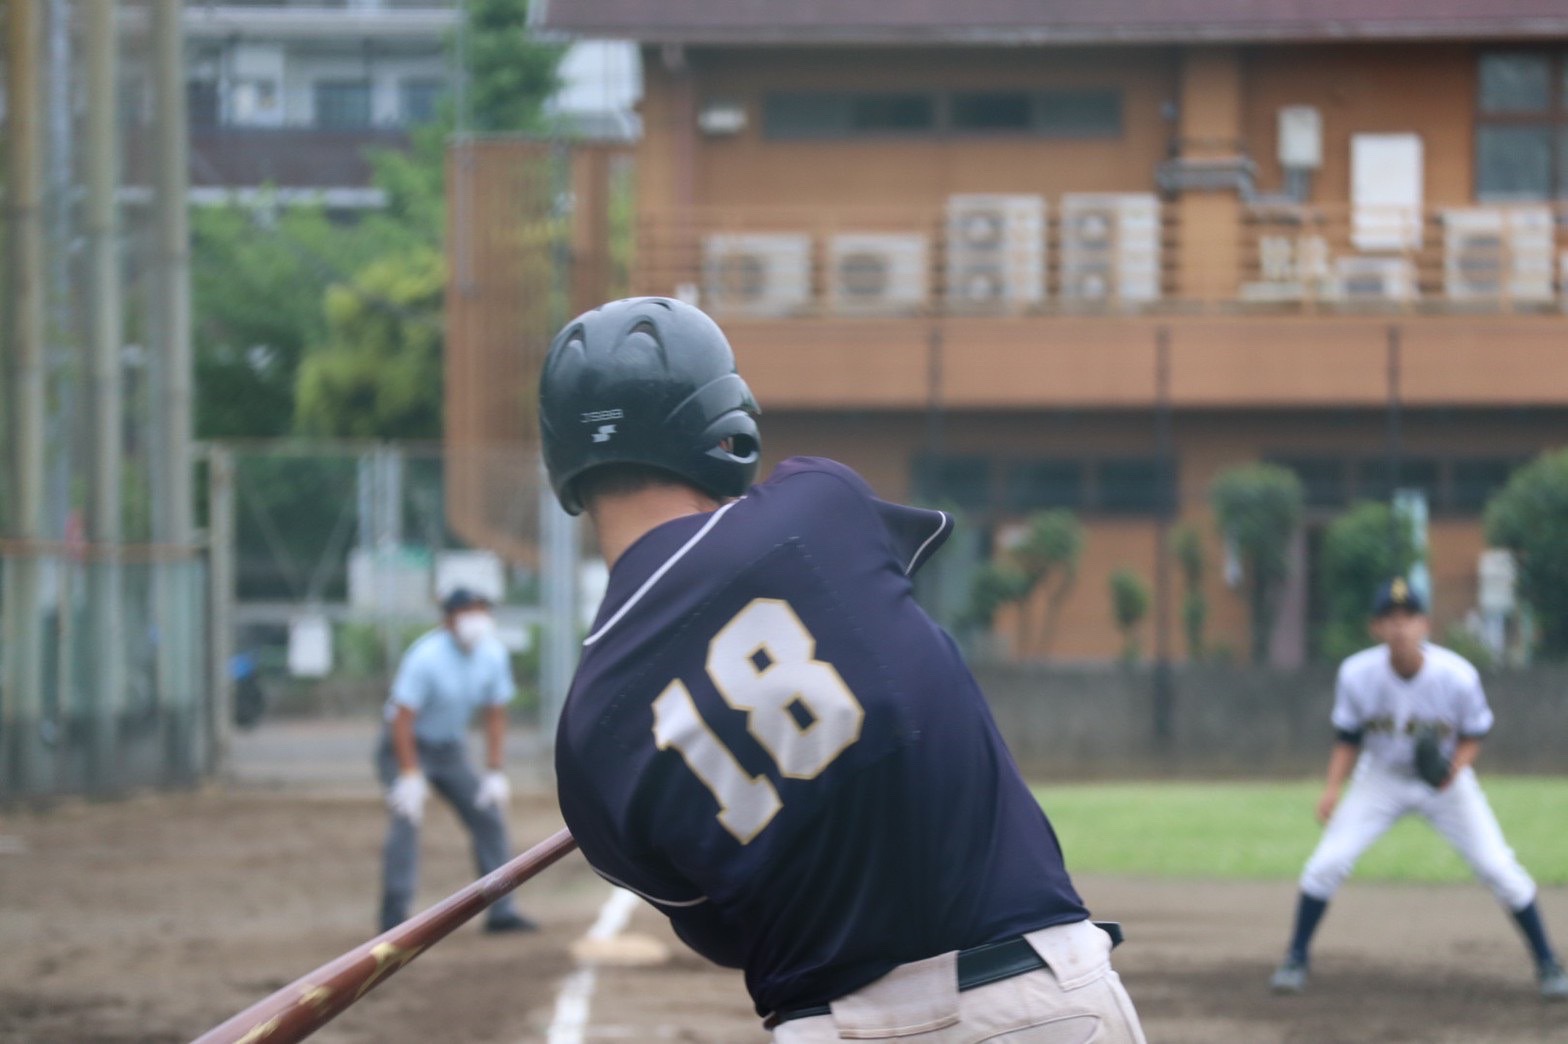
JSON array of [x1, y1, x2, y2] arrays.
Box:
[[1032, 777, 1568, 885]]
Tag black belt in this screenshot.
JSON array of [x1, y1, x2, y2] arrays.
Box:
[[766, 921, 1124, 1028]]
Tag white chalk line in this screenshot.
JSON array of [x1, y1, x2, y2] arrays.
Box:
[[544, 888, 640, 1044]]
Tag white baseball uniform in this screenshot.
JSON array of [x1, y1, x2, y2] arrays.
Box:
[[1298, 642, 1536, 911]]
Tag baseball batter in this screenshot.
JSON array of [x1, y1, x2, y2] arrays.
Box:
[[542, 298, 1146, 1041], [1270, 578, 1568, 1000]]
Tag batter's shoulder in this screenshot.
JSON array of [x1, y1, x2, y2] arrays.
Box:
[[763, 456, 876, 498]]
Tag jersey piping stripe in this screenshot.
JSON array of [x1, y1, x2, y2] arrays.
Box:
[[590, 867, 710, 908], [583, 499, 743, 647], [905, 510, 952, 576]]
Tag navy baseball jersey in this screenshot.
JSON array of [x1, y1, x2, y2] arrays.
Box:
[[556, 457, 1087, 1016]]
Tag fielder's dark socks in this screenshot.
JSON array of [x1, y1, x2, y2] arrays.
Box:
[[1287, 893, 1329, 962], [1512, 901, 1558, 966]]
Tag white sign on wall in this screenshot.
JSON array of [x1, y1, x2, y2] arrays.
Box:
[[1351, 133, 1424, 251]]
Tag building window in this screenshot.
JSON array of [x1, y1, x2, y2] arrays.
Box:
[[1095, 458, 1168, 516], [1034, 89, 1122, 136], [314, 80, 373, 130], [1353, 458, 1440, 505], [1449, 458, 1522, 515], [400, 79, 444, 125], [1270, 456, 1348, 510], [765, 88, 1120, 140], [187, 80, 219, 129], [913, 455, 992, 511], [1475, 52, 1568, 200], [764, 92, 936, 138], [1005, 459, 1085, 511]]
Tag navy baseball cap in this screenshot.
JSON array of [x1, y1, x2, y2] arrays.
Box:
[[1371, 577, 1425, 617], [440, 587, 491, 614]]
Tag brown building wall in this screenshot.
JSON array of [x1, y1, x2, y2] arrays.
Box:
[[755, 407, 1568, 662], [1240, 43, 1476, 204], [639, 45, 1180, 212]]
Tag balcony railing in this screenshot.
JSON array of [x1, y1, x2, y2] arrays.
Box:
[[629, 197, 1568, 320]]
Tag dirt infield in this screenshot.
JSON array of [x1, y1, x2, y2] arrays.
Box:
[[3, 753, 1566, 1042]]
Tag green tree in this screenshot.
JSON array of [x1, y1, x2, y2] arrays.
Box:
[[1109, 568, 1151, 664], [1170, 523, 1207, 661], [964, 510, 1084, 659], [1211, 463, 1304, 665], [294, 248, 447, 439], [1013, 509, 1084, 657], [1317, 500, 1420, 662], [466, 0, 566, 133], [191, 204, 425, 438], [191, 0, 564, 440], [1485, 448, 1568, 659]]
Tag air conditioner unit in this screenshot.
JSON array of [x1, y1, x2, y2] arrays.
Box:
[[702, 233, 813, 317], [944, 194, 1046, 312], [1059, 193, 1161, 303], [1442, 207, 1554, 303], [827, 233, 928, 316], [1330, 256, 1416, 303]]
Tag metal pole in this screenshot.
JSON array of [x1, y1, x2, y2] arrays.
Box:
[[538, 459, 579, 744], [153, 0, 198, 781], [207, 446, 237, 776], [1152, 327, 1175, 752], [1386, 325, 1403, 550], [85, 0, 127, 795], [3, 0, 50, 796]]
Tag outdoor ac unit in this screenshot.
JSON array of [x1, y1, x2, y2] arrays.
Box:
[[1059, 193, 1161, 303], [1442, 207, 1554, 303], [701, 233, 813, 317], [1330, 256, 1416, 303], [827, 233, 928, 315], [945, 194, 1046, 312]]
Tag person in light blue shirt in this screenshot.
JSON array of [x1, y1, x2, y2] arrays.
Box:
[[375, 587, 535, 933]]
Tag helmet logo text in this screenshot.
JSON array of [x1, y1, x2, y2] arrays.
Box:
[[592, 424, 617, 444]]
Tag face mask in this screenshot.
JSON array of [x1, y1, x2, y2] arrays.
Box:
[[454, 611, 496, 649]]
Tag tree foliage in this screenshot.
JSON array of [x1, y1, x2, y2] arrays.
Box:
[[1170, 522, 1207, 661], [295, 248, 447, 439], [1317, 500, 1420, 662], [191, 0, 564, 441], [965, 509, 1084, 658], [466, 0, 566, 134], [1211, 463, 1304, 665], [1485, 448, 1568, 659], [1109, 568, 1151, 663]]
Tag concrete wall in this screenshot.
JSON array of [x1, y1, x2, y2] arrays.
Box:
[[975, 662, 1568, 779]]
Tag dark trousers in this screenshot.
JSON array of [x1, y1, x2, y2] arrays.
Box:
[[375, 733, 521, 931]]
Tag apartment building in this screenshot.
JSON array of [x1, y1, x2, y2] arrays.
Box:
[[181, 1, 637, 205], [532, 0, 1568, 663]]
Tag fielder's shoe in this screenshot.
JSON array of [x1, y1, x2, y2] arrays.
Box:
[[483, 912, 539, 934], [1270, 956, 1309, 994], [1540, 961, 1568, 1001]]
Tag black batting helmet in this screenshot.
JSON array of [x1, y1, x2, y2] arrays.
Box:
[[539, 297, 762, 515]]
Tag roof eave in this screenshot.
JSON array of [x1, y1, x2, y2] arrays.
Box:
[[534, 20, 1568, 47]]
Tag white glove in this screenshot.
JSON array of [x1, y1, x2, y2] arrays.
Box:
[[387, 771, 429, 823], [474, 770, 511, 811]]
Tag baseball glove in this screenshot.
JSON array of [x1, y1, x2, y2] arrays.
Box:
[[1413, 725, 1451, 788]]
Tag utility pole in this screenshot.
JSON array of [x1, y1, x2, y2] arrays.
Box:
[[152, 0, 198, 779], [3, 0, 49, 795], [1152, 327, 1175, 753], [86, 0, 127, 794]]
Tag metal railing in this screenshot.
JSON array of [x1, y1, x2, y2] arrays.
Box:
[[626, 199, 1568, 319]]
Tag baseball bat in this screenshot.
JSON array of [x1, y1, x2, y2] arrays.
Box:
[[192, 827, 579, 1044]]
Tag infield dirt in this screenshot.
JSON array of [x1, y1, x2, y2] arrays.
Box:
[[1, 724, 1564, 1043]]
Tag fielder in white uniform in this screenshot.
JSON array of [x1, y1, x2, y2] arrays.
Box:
[[1270, 578, 1568, 1001]]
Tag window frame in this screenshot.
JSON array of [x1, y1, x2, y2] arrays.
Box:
[[763, 86, 1123, 142], [1474, 49, 1568, 202]]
